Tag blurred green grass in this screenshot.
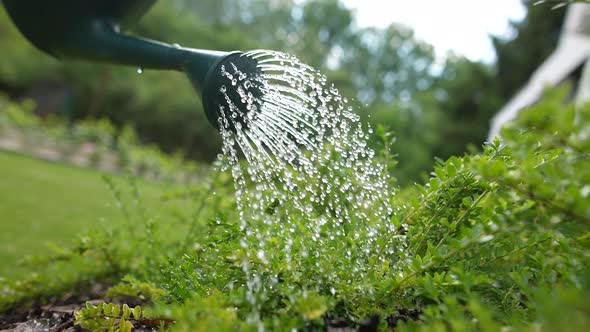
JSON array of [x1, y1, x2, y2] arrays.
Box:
[[0, 151, 166, 278]]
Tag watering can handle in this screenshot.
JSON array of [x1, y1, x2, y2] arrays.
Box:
[[3, 0, 253, 130], [2, 0, 201, 71], [3, 0, 237, 93]]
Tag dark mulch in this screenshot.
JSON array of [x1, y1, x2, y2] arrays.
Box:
[[1, 301, 89, 332], [2, 285, 420, 332], [386, 308, 421, 329], [0, 284, 109, 332], [325, 307, 421, 332], [0, 280, 173, 332]]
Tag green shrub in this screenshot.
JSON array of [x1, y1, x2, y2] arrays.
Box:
[[1, 88, 589, 331]]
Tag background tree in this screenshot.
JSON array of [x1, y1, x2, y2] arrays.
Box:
[[0, 0, 572, 185], [492, 1, 567, 100]]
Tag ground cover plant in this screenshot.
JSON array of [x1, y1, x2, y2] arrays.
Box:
[[1, 87, 589, 331]]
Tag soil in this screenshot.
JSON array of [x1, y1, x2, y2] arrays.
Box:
[[0, 283, 108, 332], [0, 303, 163, 332], [386, 308, 422, 329], [1, 303, 81, 332], [325, 307, 421, 332]]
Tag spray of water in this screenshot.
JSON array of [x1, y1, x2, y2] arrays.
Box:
[[214, 50, 405, 322]]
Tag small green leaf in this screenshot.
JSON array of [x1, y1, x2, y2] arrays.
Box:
[[119, 318, 127, 332], [132, 306, 142, 320], [264, 198, 281, 215], [123, 320, 134, 332], [112, 304, 121, 317], [462, 197, 472, 207], [104, 302, 113, 316], [85, 301, 95, 310], [122, 304, 131, 320], [429, 178, 440, 190]]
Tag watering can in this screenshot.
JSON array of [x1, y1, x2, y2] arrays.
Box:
[[2, 0, 261, 130]]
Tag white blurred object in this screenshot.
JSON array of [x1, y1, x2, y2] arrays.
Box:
[[488, 3, 590, 141], [577, 56, 590, 106]]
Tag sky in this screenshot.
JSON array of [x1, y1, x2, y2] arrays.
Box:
[[342, 0, 527, 62]]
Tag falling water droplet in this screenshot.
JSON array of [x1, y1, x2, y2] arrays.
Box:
[[214, 50, 401, 320]]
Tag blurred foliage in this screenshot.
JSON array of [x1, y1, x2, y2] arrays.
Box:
[[0, 0, 570, 185], [0, 96, 202, 182]]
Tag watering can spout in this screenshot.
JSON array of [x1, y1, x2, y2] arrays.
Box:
[[2, 0, 262, 130]]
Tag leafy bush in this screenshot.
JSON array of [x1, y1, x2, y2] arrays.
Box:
[[1, 88, 589, 331], [0, 96, 201, 182]]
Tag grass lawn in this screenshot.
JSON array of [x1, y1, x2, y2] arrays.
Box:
[[0, 151, 168, 278]]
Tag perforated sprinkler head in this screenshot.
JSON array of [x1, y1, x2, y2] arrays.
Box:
[[196, 52, 264, 131]]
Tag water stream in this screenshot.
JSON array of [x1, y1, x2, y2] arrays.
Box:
[[215, 50, 405, 323]]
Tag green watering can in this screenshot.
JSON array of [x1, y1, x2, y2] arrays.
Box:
[[2, 0, 262, 130]]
